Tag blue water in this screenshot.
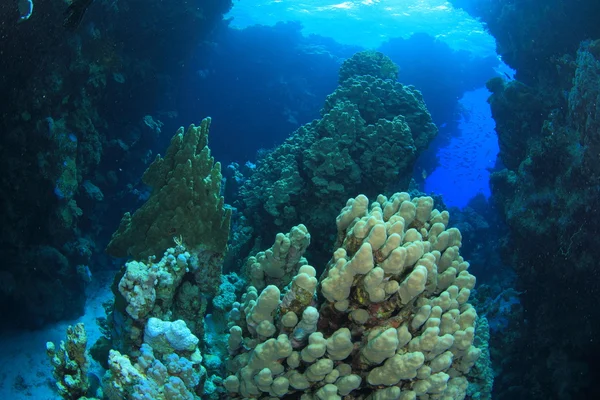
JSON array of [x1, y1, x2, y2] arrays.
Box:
[[228, 0, 500, 208], [227, 0, 496, 55], [425, 87, 499, 208]]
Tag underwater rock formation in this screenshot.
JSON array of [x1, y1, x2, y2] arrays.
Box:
[[450, 0, 600, 87], [0, 245, 87, 329], [485, 78, 552, 171], [486, 41, 600, 398], [239, 51, 437, 264]]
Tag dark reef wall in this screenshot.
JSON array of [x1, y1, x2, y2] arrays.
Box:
[[0, 0, 233, 329], [450, 0, 600, 88], [451, 0, 600, 398]]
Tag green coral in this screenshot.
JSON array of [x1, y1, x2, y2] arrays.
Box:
[[240, 53, 436, 263], [323, 74, 437, 148], [106, 117, 231, 260], [338, 50, 399, 83], [242, 100, 417, 235]]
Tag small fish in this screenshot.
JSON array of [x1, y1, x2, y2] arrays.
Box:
[[421, 169, 428, 180]]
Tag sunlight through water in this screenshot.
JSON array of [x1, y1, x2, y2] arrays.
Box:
[[227, 0, 496, 54]]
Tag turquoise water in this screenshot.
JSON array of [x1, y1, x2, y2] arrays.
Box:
[[227, 0, 496, 54]]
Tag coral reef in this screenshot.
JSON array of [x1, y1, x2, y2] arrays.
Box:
[[98, 244, 211, 397], [46, 323, 95, 399], [106, 118, 231, 262], [226, 193, 488, 399], [444, 0, 600, 392], [87, 118, 234, 398], [49, 190, 494, 399], [103, 337, 205, 399], [52, 109, 489, 399], [338, 50, 399, 83], [0, 0, 235, 329], [239, 51, 437, 264], [449, 3, 600, 397]]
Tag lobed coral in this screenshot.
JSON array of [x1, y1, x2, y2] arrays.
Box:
[[244, 224, 311, 291], [226, 193, 484, 399]]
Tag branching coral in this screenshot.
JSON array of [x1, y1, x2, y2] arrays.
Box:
[[106, 118, 231, 262], [46, 323, 93, 400]]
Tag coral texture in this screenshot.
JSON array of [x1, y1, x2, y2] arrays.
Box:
[[103, 342, 205, 400], [46, 323, 93, 400], [226, 193, 483, 399], [106, 117, 231, 260], [487, 41, 600, 398], [338, 50, 400, 83], [239, 52, 437, 263]]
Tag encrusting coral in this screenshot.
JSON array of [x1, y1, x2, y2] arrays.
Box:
[[225, 192, 482, 399]]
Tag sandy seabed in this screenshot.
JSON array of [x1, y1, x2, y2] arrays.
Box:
[[0, 271, 115, 399]]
